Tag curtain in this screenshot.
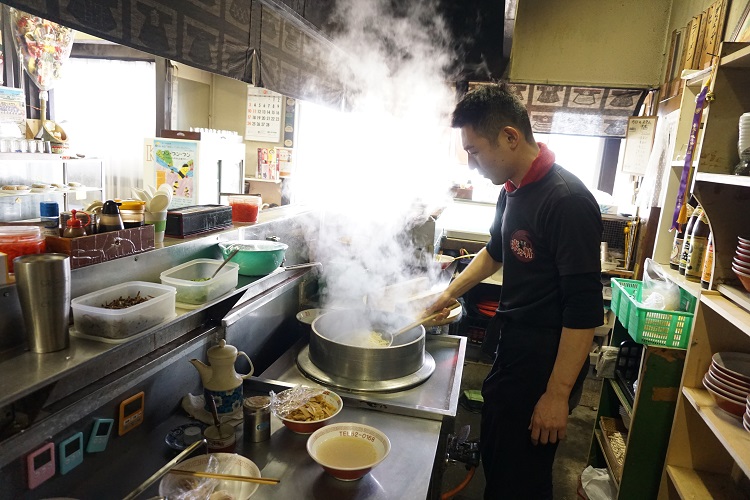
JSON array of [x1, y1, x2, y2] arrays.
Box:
[[53, 58, 156, 199]]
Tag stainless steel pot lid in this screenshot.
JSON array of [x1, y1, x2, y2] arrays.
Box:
[[296, 345, 435, 393]]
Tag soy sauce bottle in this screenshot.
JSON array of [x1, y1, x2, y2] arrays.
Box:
[[679, 201, 702, 275], [670, 197, 695, 270], [97, 200, 125, 233]]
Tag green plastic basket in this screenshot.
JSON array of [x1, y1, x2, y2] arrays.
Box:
[[610, 278, 697, 349]]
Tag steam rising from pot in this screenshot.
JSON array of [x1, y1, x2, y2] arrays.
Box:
[[294, 0, 458, 315]]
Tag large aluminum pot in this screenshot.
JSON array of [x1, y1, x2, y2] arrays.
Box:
[[310, 309, 425, 381]]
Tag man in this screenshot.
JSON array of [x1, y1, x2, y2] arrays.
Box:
[[429, 84, 603, 499]]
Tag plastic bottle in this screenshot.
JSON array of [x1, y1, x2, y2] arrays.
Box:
[[62, 209, 86, 238], [670, 197, 695, 270], [685, 208, 710, 282], [679, 202, 702, 275], [701, 232, 713, 289]]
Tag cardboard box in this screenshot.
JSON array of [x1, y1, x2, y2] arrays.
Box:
[[45, 225, 155, 269]]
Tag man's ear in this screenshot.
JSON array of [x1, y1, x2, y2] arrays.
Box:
[[501, 126, 521, 149]]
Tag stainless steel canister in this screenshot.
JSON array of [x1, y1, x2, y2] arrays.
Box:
[[13, 253, 71, 353], [243, 396, 271, 442]]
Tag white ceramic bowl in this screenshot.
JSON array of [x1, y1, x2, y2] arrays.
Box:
[[307, 422, 391, 481], [159, 453, 261, 499], [296, 308, 325, 326]]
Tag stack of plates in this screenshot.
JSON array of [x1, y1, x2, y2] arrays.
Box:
[[703, 352, 750, 421], [740, 113, 750, 159], [732, 237, 750, 292]]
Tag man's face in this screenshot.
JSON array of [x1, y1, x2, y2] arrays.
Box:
[[460, 125, 514, 185]]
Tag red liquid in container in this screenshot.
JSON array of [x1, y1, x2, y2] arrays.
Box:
[[230, 202, 259, 223], [0, 226, 45, 274]]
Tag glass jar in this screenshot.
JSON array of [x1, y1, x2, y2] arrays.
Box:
[[119, 200, 146, 229], [0, 226, 45, 274]]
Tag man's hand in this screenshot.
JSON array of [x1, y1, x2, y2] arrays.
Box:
[[528, 389, 569, 445]]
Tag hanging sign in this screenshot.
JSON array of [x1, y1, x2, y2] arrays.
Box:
[[621, 116, 658, 175], [245, 87, 282, 142]]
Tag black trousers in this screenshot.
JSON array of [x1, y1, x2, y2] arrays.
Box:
[[479, 317, 587, 500]]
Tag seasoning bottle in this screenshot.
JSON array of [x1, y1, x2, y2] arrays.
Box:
[[243, 396, 271, 443], [97, 200, 125, 233], [701, 232, 713, 289], [679, 201, 702, 275], [39, 201, 60, 237], [670, 197, 695, 270], [685, 207, 710, 282], [62, 209, 86, 238]]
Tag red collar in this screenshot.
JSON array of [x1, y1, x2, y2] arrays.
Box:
[[504, 143, 555, 193]]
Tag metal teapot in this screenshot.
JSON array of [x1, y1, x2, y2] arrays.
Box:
[[190, 339, 254, 415]]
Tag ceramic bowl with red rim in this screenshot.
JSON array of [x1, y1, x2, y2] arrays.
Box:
[[306, 422, 391, 481], [272, 388, 342, 434], [735, 247, 750, 264], [712, 352, 750, 384], [703, 374, 745, 418], [705, 369, 749, 399], [709, 364, 750, 393], [738, 236, 750, 247], [732, 265, 750, 292], [733, 258, 750, 273], [743, 413, 750, 432]]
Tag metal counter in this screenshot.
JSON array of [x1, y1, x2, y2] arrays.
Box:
[[261, 335, 467, 422]]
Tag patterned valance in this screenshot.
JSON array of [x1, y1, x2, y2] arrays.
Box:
[[471, 82, 648, 138]]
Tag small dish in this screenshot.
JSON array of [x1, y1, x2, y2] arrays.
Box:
[[165, 422, 207, 450]]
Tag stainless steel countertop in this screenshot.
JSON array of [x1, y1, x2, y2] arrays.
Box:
[[261, 335, 467, 421]]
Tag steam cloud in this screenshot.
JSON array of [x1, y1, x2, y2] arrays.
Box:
[[294, 0, 458, 318]]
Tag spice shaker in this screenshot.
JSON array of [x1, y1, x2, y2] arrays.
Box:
[[243, 396, 271, 442]]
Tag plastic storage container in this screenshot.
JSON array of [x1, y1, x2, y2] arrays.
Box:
[[71, 281, 176, 339], [0, 226, 45, 274], [228, 195, 262, 223], [610, 278, 697, 349], [160, 258, 239, 305]]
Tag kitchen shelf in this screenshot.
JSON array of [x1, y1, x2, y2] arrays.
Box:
[[683, 387, 750, 478], [695, 172, 750, 187], [719, 43, 750, 68], [661, 265, 704, 299], [665, 465, 746, 499], [245, 176, 284, 184], [0, 152, 63, 161], [594, 429, 620, 489], [701, 292, 750, 337], [609, 378, 632, 416]]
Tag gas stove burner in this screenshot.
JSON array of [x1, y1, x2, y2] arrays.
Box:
[[296, 345, 436, 393]]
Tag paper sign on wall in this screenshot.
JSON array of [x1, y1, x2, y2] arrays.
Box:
[[246, 87, 282, 142], [621, 116, 657, 176], [153, 139, 197, 208]]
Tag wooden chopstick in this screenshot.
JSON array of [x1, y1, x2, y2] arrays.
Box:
[[168, 468, 280, 485]]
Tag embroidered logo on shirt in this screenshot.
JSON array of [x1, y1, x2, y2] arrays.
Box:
[[510, 230, 534, 262]]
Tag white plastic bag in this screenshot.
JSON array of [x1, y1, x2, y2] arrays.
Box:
[[580, 465, 617, 500], [641, 258, 680, 311]]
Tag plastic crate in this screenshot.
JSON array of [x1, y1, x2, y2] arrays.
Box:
[[610, 278, 697, 349]]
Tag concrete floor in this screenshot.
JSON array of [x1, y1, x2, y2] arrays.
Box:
[[440, 346, 603, 499]]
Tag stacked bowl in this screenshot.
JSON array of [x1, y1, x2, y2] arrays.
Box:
[[740, 113, 750, 159], [703, 352, 750, 422], [732, 236, 750, 292]]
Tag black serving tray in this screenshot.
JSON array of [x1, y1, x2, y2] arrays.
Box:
[[165, 205, 233, 238]]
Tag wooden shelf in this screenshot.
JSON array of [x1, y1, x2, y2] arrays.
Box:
[[609, 378, 633, 417], [661, 265, 704, 299], [594, 429, 620, 489], [666, 465, 747, 499], [701, 292, 750, 338], [683, 387, 750, 478], [719, 43, 750, 68], [695, 172, 750, 188]]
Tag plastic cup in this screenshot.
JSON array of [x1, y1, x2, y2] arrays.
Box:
[[229, 195, 262, 223], [145, 211, 168, 243]]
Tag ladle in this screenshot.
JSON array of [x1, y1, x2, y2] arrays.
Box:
[[381, 300, 461, 347], [209, 247, 240, 279]]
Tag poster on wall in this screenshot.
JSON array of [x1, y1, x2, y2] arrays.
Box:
[[246, 87, 282, 142], [153, 139, 197, 208], [621, 116, 658, 176]]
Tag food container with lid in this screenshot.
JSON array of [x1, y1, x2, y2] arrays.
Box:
[[160, 258, 239, 305], [228, 195, 262, 223], [119, 200, 146, 228], [71, 281, 176, 340], [0, 226, 45, 274]]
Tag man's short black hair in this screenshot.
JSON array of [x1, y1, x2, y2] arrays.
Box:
[[451, 84, 535, 144]]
